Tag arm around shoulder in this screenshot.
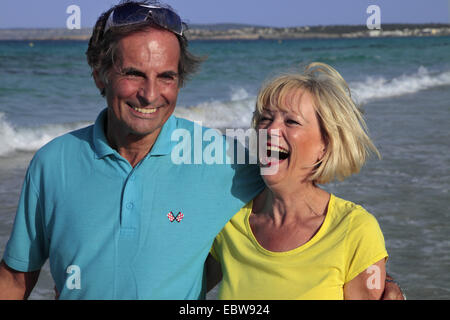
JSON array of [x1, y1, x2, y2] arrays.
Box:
[[205, 254, 222, 293]]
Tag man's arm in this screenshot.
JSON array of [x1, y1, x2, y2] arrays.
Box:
[[381, 273, 405, 300], [205, 254, 222, 293], [0, 260, 40, 299]]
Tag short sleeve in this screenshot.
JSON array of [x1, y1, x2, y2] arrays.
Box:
[[344, 208, 388, 283], [2, 168, 49, 272], [210, 224, 226, 262]]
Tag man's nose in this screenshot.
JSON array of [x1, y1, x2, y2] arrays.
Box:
[[137, 79, 159, 106]]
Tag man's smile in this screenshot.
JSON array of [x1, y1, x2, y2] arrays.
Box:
[[126, 102, 158, 115]]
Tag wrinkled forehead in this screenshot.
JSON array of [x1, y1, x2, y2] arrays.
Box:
[[111, 27, 181, 70]]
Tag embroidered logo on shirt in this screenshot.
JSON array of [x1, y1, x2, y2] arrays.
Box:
[[167, 211, 184, 222]]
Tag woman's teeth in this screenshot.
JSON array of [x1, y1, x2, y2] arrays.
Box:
[[267, 145, 290, 160]]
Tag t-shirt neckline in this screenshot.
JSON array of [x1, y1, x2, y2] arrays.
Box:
[[244, 194, 335, 256]]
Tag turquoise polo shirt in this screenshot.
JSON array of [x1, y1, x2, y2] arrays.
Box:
[[3, 109, 263, 299]]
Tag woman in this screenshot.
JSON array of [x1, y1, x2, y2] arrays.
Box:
[[207, 62, 388, 299]]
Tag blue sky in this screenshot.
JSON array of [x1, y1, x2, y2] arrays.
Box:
[[1, 0, 449, 28]]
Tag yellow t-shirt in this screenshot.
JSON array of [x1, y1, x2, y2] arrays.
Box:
[[210, 194, 388, 300]]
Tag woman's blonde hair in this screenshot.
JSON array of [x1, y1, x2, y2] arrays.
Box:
[[253, 62, 380, 184]]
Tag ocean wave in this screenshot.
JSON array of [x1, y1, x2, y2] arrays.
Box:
[[351, 66, 450, 104], [0, 113, 90, 157], [175, 87, 256, 129], [1, 67, 449, 156], [177, 68, 450, 127]]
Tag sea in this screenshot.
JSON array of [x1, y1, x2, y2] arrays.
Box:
[[0, 35, 449, 300]]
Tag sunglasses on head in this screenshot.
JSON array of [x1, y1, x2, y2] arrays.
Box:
[[103, 2, 184, 36]]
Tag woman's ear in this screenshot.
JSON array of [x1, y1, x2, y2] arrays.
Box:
[[317, 138, 327, 162]]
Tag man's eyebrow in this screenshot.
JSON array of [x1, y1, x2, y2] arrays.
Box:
[[119, 67, 178, 78], [159, 70, 179, 77], [121, 67, 146, 77]]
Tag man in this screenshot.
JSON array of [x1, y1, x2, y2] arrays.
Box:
[[0, 0, 403, 300], [0, 0, 262, 299]]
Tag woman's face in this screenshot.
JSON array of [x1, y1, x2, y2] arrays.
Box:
[[257, 89, 326, 187]]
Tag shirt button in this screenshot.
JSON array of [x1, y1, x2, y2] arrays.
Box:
[[126, 202, 134, 209]]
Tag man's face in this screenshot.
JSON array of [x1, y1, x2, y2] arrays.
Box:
[[99, 27, 181, 142]]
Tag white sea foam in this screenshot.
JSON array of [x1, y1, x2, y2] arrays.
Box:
[[351, 66, 450, 104], [175, 87, 256, 129], [177, 67, 450, 127], [2, 68, 449, 157], [0, 113, 90, 157]]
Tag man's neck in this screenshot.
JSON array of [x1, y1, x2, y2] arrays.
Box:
[[113, 138, 156, 168], [105, 118, 161, 168]]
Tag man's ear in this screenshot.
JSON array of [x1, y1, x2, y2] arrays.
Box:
[[92, 70, 106, 95]]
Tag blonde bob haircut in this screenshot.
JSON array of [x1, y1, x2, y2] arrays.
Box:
[[252, 62, 380, 184]]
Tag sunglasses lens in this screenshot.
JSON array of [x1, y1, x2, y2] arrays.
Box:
[[112, 3, 149, 25], [149, 8, 183, 35], [107, 3, 183, 35]]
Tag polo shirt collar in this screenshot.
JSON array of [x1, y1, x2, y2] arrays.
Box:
[[149, 113, 177, 156], [92, 108, 177, 159], [93, 108, 114, 159]]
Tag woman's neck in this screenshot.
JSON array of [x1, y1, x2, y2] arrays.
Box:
[[253, 183, 330, 226]]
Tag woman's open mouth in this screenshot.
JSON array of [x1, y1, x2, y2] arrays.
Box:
[[260, 145, 290, 166], [267, 145, 290, 160]]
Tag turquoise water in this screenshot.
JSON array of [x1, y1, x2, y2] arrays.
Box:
[[0, 36, 449, 299]]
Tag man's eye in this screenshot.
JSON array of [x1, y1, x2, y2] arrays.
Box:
[[126, 73, 139, 77], [159, 74, 177, 83], [120, 68, 145, 79]]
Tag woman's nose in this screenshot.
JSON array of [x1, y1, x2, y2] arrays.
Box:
[[266, 118, 283, 137]]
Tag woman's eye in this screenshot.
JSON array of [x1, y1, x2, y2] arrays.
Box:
[[260, 116, 272, 122], [286, 119, 300, 125]]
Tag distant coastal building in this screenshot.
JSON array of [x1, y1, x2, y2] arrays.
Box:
[[0, 24, 449, 41]]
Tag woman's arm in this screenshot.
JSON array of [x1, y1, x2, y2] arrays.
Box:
[[205, 254, 222, 292], [344, 258, 386, 300]]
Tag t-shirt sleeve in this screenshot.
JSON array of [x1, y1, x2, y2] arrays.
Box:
[[210, 220, 227, 262], [2, 167, 49, 272], [344, 208, 388, 283]]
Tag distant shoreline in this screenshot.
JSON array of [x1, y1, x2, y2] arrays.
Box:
[[0, 23, 449, 41]]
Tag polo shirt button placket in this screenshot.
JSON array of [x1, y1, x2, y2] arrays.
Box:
[[120, 171, 140, 238]]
